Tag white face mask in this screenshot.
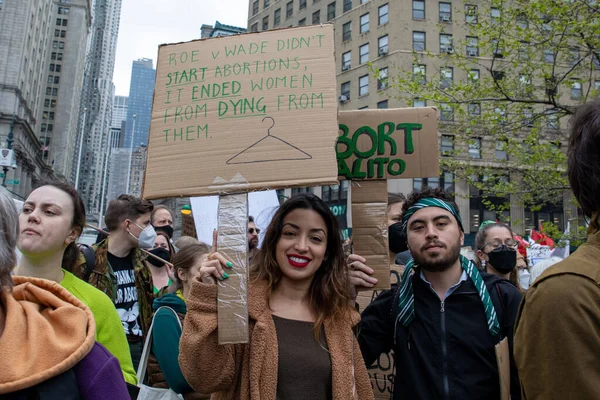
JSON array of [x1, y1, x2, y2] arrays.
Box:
[[129, 221, 157, 249], [518, 269, 531, 290]]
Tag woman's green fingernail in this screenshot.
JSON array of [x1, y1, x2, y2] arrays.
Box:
[[226, 261, 233, 268], [222, 272, 229, 279]]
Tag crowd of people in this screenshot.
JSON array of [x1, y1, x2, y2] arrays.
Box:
[[1, 99, 599, 399]]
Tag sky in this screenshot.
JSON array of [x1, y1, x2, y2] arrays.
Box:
[[113, 0, 249, 96]]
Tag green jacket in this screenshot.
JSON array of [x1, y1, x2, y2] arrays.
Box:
[[71, 238, 155, 337]]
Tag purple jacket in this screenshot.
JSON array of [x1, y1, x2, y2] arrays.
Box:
[[74, 342, 130, 400]]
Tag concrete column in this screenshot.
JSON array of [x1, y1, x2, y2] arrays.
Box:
[[454, 177, 471, 234]]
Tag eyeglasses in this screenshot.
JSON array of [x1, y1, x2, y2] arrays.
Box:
[[481, 239, 518, 251], [248, 228, 260, 234]]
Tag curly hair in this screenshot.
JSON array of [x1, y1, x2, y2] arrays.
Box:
[[250, 193, 351, 339]]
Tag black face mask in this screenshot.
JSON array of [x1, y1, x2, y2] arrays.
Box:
[[389, 222, 408, 254], [486, 245, 517, 274], [148, 247, 170, 268], [154, 225, 174, 239]]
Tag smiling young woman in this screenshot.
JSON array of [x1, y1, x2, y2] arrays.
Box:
[[179, 193, 374, 400]]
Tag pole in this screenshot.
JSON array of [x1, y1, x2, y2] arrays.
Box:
[[98, 130, 112, 227], [2, 114, 15, 188], [125, 114, 136, 193], [74, 108, 87, 190]]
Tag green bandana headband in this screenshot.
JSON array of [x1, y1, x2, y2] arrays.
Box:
[[396, 198, 501, 337]]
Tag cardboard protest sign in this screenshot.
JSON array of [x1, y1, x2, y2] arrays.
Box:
[[356, 264, 405, 399], [143, 25, 339, 199], [351, 180, 390, 290], [337, 108, 439, 180]]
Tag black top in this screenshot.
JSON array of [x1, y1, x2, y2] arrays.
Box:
[[107, 252, 142, 338], [358, 272, 523, 400], [272, 315, 332, 400]]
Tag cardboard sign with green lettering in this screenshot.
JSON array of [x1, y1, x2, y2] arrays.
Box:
[[337, 108, 439, 180], [143, 25, 339, 199]]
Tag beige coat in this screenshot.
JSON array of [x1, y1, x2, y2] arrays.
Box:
[[179, 278, 374, 400], [514, 230, 600, 399]]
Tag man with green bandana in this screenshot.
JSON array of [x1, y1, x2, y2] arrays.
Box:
[[349, 187, 522, 399]]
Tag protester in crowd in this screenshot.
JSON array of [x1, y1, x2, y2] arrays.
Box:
[[516, 252, 531, 290], [175, 235, 201, 252], [152, 205, 174, 239], [387, 193, 412, 266], [352, 187, 522, 399], [70, 194, 156, 371], [514, 99, 600, 399], [148, 231, 176, 293], [475, 221, 525, 293], [0, 186, 129, 399], [13, 181, 137, 385], [147, 242, 211, 399], [247, 215, 260, 261], [527, 256, 562, 286], [179, 193, 374, 399]]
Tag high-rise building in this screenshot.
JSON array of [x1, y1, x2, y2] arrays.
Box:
[[74, 0, 122, 220], [128, 145, 147, 197], [124, 58, 155, 149], [111, 95, 127, 147], [201, 21, 247, 38], [0, 0, 57, 198], [106, 147, 130, 203], [248, 0, 585, 240], [37, 0, 91, 181]]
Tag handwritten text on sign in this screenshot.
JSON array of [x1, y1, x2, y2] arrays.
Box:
[[144, 25, 339, 199], [337, 108, 439, 181]]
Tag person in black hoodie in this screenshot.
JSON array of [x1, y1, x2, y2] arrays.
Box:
[[349, 187, 522, 399]]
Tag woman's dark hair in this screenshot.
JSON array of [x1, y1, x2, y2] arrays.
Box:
[[173, 242, 210, 289], [568, 98, 600, 231], [250, 193, 351, 339], [34, 180, 86, 271]]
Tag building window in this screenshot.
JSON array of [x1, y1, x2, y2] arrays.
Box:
[[440, 67, 453, 88], [519, 41, 530, 60], [55, 29, 60, 37], [523, 107, 534, 127], [46, 87, 52, 96], [60, 30, 66, 38], [44, 99, 50, 107], [360, 13, 369, 33], [595, 80, 600, 91], [328, 2, 336, 20], [413, 31, 426, 51], [341, 81, 350, 98], [342, 21, 351, 41], [468, 138, 482, 158], [49, 112, 55, 120], [50, 100, 56, 108], [298, 18, 306, 26], [359, 75, 369, 96], [251, 22, 258, 32], [264, 0, 270, 8], [440, 34, 453, 53], [413, 64, 426, 84], [343, 0, 352, 12], [516, 13, 528, 29], [53, 41, 58, 49], [359, 43, 369, 64], [492, 39, 503, 57], [496, 140, 508, 160], [378, 67, 388, 90], [274, 8, 281, 25], [439, 2, 452, 22], [441, 135, 454, 155], [378, 100, 388, 109], [56, 18, 62, 25], [47, 75, 53, 84], [51, 52, 57, 60], [378, 35, 389, 55], [300, 0, 307, 9], [55, 65, 61, 73], [49, 64, 55, 72], [253, 0, 259, 15], [468, 103, 481, 116], [468, 69, 480, 84], [312, 10, 320, 23], [287, 1, 293, 18], [262, 16, 269, 30], [59, 42, 64, 49], [413, 0, 425, 19], [379, 3, 389, 25], [342, 51, 351, 70], [571, 80, 582, 100], [466, 36, 479, 56], [465, 4, 477, 23], [491, 7, 501, 24], [440, 103, 454, 121], [413, 98, 426, 107], [544, 49, 555, 63], [52, 88, 58, 96]]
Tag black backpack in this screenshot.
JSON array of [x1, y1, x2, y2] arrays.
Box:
[[77, 244, 96, 282]]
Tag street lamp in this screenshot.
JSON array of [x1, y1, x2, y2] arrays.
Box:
[[126, 114, 136, 193], [74, 107, 87, 190], [98, 129, 113, 227]]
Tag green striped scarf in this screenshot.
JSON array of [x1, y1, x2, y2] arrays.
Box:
[[397, 198, 500, 336]]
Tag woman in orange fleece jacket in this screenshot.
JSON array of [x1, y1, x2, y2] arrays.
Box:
[[179, 193, 374, 400]]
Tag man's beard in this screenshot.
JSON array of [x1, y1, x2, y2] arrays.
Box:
[[249, 239, 258, 250], [412, 238, 461, 273]]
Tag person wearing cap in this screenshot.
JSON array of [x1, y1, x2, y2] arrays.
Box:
[[349, 187, 522, 399]]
